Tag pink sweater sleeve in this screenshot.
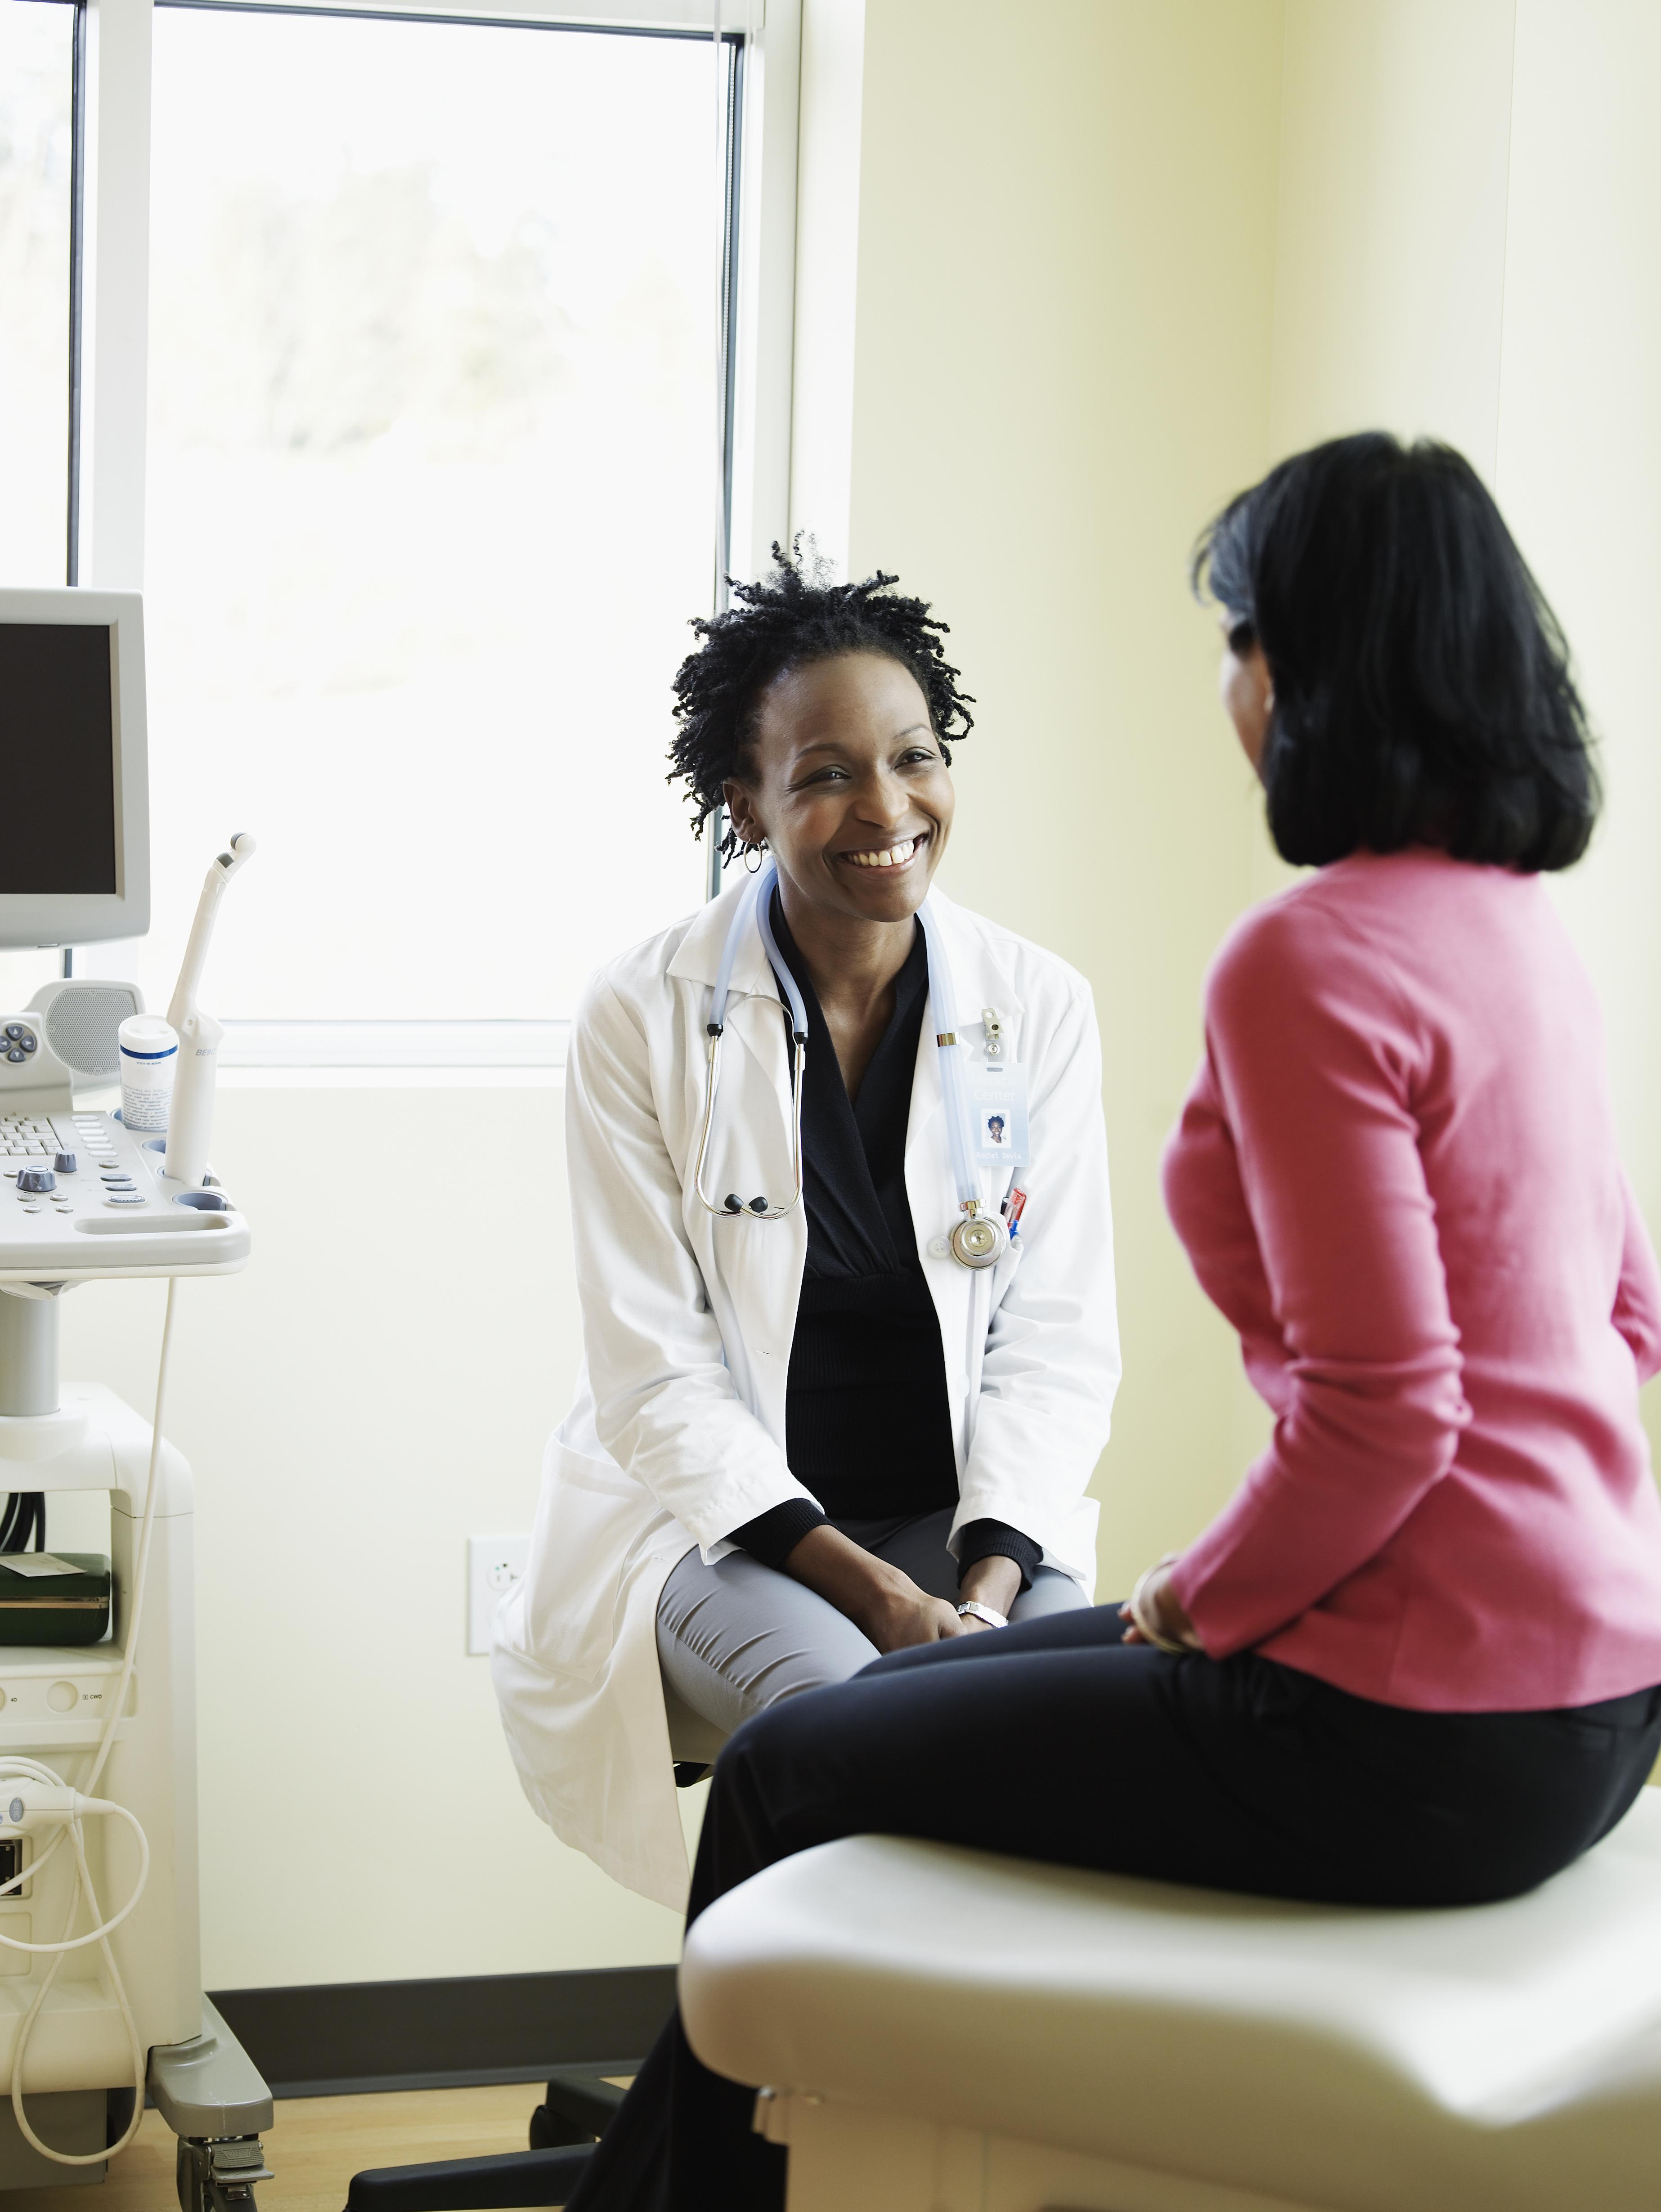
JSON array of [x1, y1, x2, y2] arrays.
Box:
[[1161, 1058, 1293, 1415], [1165, 906, 1472, 1656], [1615, 1174, 1661, 1384]]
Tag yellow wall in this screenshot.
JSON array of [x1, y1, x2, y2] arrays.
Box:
[[1498, 1, 1661, 1229], [1270, 0, 1517, 480], [839, 0, 1661, 1593], [840, 0, 1286, 1593], [1267, 0, 1661, 1471]]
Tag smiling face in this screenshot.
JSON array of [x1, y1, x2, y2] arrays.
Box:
[[724, 651, 954, 927]]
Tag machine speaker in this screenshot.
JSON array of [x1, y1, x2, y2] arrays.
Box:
[[26, 980, 145, 1086]]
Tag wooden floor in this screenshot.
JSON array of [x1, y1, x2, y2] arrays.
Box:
[[5, 2083, 567, 2212]]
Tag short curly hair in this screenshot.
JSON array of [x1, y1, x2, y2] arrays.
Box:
[[669, 541, 974, 860]]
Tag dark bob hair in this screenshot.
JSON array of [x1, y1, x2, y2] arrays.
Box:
[[669, 541, 974, 861], [1191, 432, 1598, 871]]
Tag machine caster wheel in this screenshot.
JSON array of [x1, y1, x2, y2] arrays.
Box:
[[177, 2132, 274, 2212]]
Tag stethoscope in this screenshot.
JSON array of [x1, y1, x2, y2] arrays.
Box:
[[691, 857, 1009, 1270]]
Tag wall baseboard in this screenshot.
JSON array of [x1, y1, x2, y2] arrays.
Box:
[[208, 1965, 678, 2100]]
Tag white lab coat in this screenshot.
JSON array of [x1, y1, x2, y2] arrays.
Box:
[[492, 877, 1120, 1908]]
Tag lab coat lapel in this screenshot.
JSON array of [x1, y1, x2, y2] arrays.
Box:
[[677, 877, 1024, 1466], [906, 887, 1021, 1471], [669, 871, 797, 1206], [672, 875, 806, 1448], [665, 871, 770, 992]]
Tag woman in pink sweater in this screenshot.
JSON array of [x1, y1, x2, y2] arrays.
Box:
[[565, 434, 1661, 2212], [1149, 440, 1661, 1712]]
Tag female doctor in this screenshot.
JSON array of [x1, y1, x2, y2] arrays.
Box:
[[493, 550, 1119, 1907]]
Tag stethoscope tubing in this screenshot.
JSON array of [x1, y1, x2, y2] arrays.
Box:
[[695, 859, 808, 1220], [916, 899, 981, 1213], [692, 858, 1006, 1263]]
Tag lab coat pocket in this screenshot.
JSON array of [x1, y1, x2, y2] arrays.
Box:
[[989, 1234, 1027, 1309], [521, 1441, 640, 1682]]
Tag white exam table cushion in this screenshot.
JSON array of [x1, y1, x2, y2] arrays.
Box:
[[680, 1792, 1661, 2212]]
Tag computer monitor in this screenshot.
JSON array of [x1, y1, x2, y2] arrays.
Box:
[[0, 587, 149, 948]]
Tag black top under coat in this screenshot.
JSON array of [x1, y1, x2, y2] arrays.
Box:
[[725, 890, 1040, 1592]]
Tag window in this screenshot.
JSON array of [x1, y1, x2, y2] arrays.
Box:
[[0, 0, 75, 587], [138, 5, 741, 1036]]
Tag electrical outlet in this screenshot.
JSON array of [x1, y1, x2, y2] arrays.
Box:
[[467, 1534, 530, 1656]]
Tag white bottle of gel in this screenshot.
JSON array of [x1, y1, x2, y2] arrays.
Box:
[[118, 1015, 179, 1133]]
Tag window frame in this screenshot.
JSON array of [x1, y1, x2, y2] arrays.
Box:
[[0, 0, 84, 583], [68, 0, 88, 581], [76, 0, 798, 1066]]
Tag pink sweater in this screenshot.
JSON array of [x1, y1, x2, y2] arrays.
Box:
[[1163, 848, 1661, 1711]]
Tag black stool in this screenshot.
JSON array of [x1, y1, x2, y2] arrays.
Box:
[[343, 2067, 630, 2212]]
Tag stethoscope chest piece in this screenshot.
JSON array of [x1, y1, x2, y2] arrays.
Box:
[[950, 1209, 1008, 1270], [697, 861, 1015, 1272]]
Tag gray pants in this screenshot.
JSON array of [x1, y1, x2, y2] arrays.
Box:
[[656, 1506, 1089, 1742]]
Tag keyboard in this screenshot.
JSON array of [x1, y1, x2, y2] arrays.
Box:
[[0, 1108, 249, 1281]]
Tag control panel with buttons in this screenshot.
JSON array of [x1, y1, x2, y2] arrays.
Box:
[[0, 1108, 249, 1280], [0, 1650, 135, 1750]]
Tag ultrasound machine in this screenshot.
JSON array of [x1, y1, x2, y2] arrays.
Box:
[[0, 588, 270, 2209]]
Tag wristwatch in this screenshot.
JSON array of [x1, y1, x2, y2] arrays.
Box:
[[957, 1599, 1010, 1629]]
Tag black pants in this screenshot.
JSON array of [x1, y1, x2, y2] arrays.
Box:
[[568, 1605, 1661, 2212]]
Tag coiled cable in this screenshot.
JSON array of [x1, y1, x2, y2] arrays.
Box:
[[0, 1279, 177, 2163]]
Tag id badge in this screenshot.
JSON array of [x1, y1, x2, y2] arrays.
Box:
[[969, 1061, 1029, 1167]]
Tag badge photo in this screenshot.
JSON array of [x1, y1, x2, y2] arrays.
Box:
[[969, 1063, 1030, 1166]]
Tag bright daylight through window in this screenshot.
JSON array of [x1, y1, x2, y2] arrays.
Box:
[[0, 0, 72, 587], [139, 7, 732, 1035]]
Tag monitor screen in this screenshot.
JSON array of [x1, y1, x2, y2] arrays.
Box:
[[0, 623, 118, 895]]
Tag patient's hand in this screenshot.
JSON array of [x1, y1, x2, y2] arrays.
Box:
[[782, 1525, 968, 1652], [1119, 1563, 1200, 1651]]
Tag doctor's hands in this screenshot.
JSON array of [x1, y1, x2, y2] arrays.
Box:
[[860, 1580, 967, 1651], [957, 1554, 1023, 1625], [781, 1525, 969, 1651]]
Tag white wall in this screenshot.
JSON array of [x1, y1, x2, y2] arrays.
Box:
[[58, 1079, 691, 1986]]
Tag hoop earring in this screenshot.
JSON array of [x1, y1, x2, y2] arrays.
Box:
[[742, 842, 766, 875]]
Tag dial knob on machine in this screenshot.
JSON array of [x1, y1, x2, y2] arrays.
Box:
[[52, 1153, 76, 1175], [16, 1169, 55, 1194]]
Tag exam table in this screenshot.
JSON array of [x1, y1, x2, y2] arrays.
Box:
[[680, 1788, 1661, 2212]]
